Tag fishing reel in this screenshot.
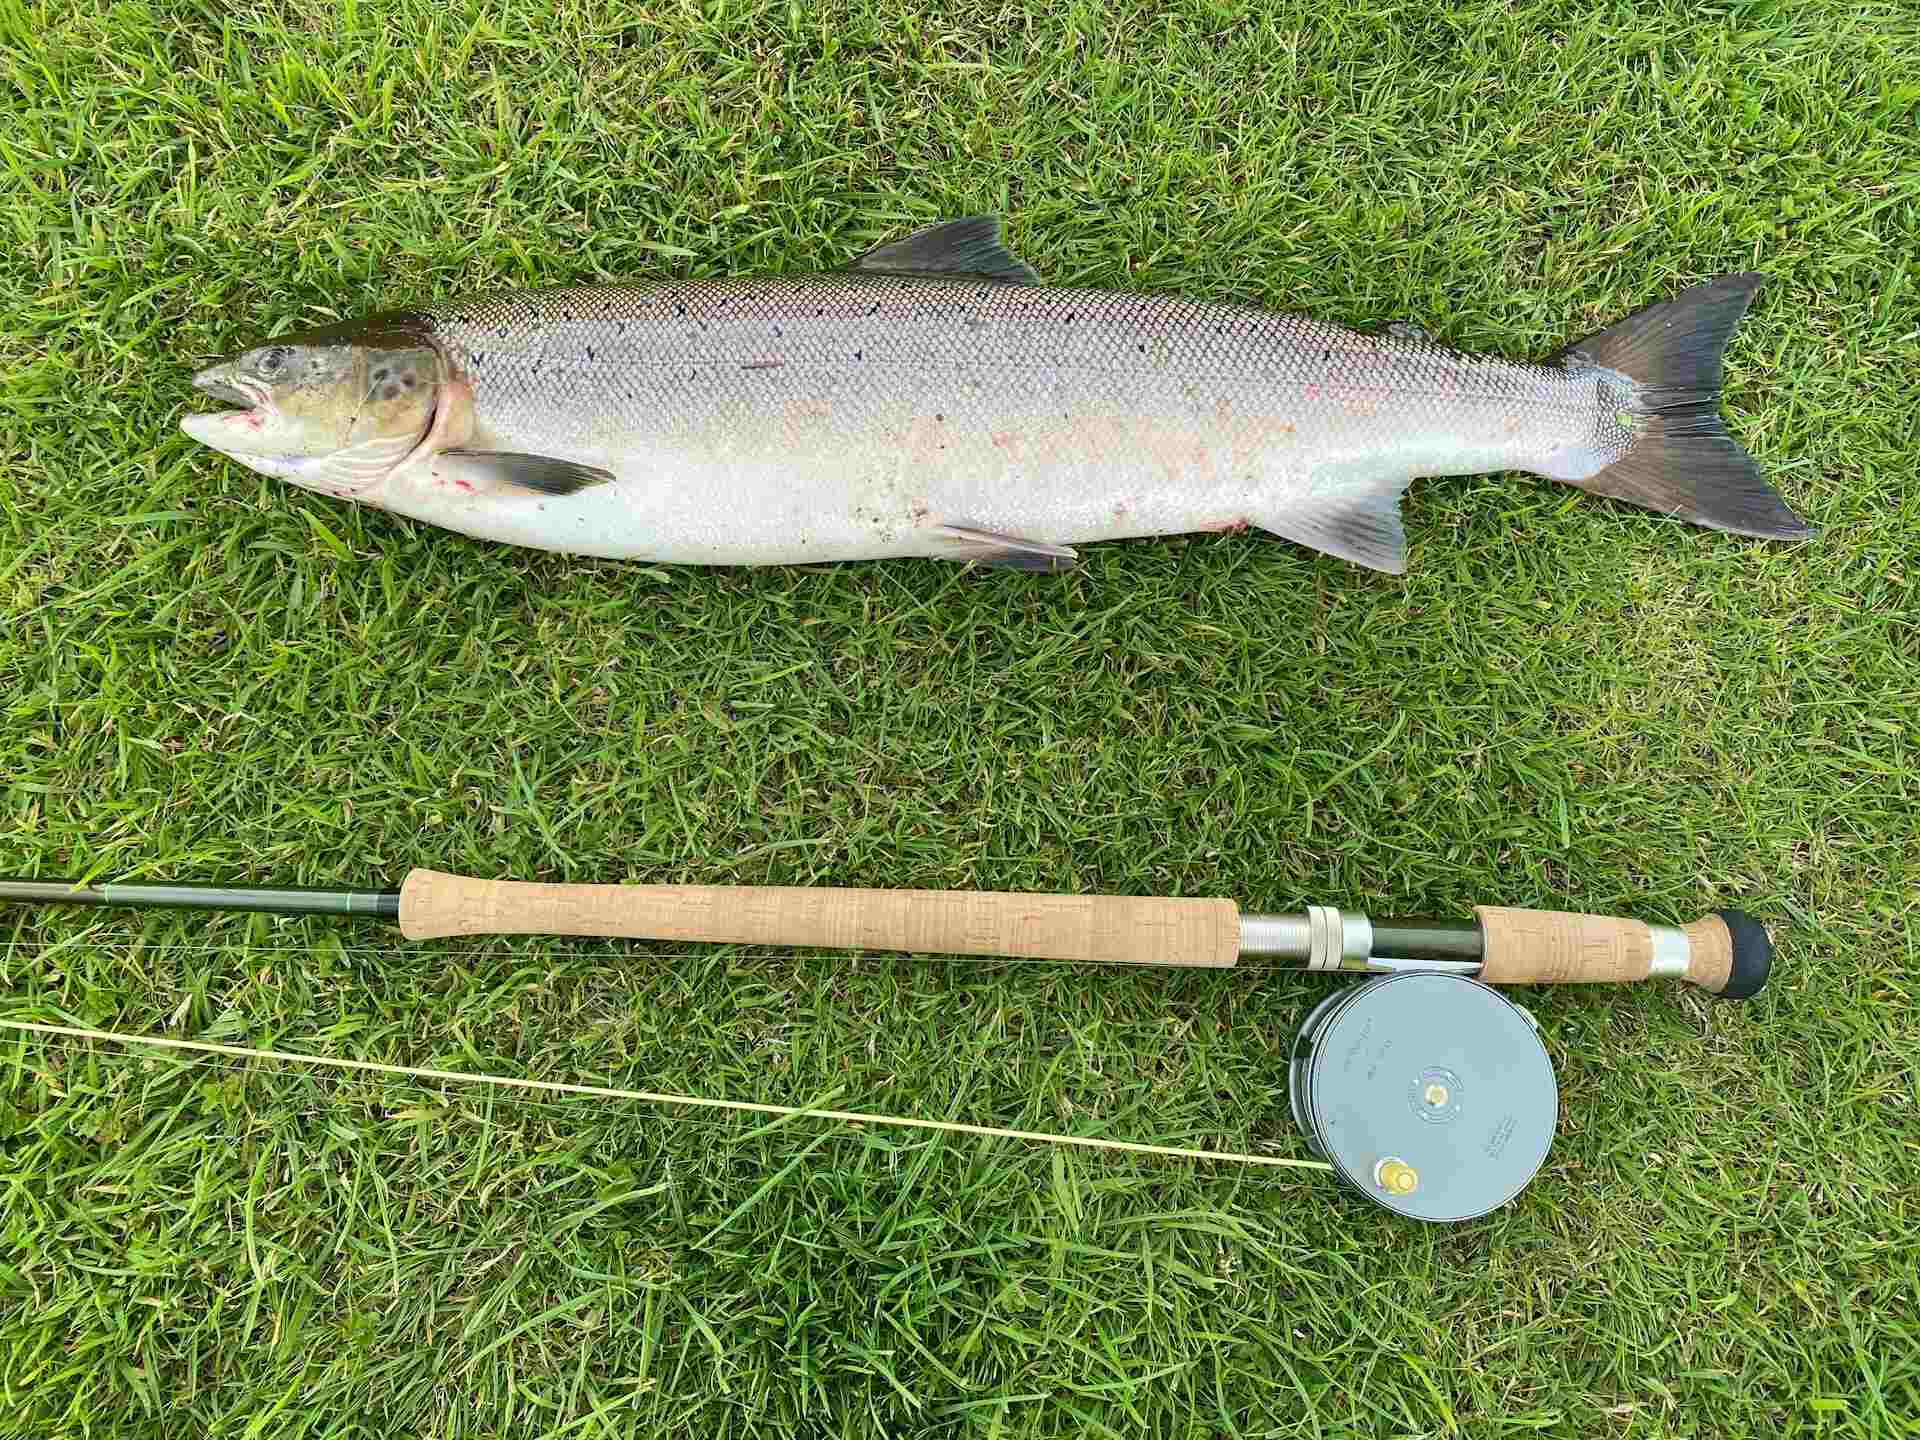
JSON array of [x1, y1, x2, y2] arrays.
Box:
[[1287, 971, 1556, 1222]]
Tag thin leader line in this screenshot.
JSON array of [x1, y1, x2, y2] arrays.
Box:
[[3, 1038, 1317, 1183], [2, 984, 1303, 1117], [1, 1020, 1332, 1172], [4, 1019, 1297, 1109]]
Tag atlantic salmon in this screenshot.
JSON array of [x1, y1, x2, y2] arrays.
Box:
[[180, 218, 1810, 574]]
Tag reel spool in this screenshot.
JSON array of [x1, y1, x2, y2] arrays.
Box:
[[1289, 972, 1557, 1222]]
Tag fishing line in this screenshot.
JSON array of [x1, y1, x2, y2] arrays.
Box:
[[7, 1027, 1287, 1132], [1, 951, 1303, 1097], [0, 1009, 1297, 1097], [4, 1041, 959, 1158], [0, 1020, 1332, 1172], [3, 1037, 1320, 1194], [6, 1019, 1238, 1133]]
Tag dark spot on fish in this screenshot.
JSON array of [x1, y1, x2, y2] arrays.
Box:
[[853, 350, 862, 361], [586, 347, 594, 361], [934, 414, 943, 422], [498, 327, 508, 338], [1323, 349, 1331, 361], [381, 383, 401, 401], [1066, 312, 1075, 323], [675, 304, 686, 316], [868, 303, 879, 316], [772, 325, 783, 337], [1137, 343, 1146, 353], [372, 366, 390, 381]]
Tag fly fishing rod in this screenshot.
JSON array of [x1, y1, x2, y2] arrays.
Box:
[[0, 867, 1773, 998], [2, 869, 1774, 1220]]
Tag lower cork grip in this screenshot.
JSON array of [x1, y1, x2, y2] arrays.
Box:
[[398, 870, 1242, 969], [1474, 906, 1735, 993]]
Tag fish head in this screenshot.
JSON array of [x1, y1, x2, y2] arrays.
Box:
[[180, 314, 444, 498]]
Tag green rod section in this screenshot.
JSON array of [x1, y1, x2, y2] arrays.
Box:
[[1370, 919, 1484, 961], [0, 879, 400, 921]]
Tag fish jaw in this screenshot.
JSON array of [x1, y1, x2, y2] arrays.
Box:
[[178, 404, 409, 499], [179, 403, 287, 475], [181, 360, 283, 468], [177, 407, 336, 487], [181, 358, 301, 477]]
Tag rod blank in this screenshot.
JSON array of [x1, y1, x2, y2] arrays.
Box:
[[0, 879, 398, 919]]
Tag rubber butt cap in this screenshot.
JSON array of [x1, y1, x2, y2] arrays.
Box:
[[1713, 910, 1772, 999]]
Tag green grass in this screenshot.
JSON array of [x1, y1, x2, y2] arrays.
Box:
[[2, 0, 1917, 1434]]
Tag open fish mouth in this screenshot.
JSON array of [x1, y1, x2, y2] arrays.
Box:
[[180, 365, 281, 455], [190, 365, 266, 411]]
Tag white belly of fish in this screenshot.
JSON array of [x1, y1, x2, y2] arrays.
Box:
[[383, 400, 1557, 567]]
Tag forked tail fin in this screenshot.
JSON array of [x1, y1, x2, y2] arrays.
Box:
[[1557, 274, 1813, 540]]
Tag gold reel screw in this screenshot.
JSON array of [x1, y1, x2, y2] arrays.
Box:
[[1374, 1157, 1420, 1196]]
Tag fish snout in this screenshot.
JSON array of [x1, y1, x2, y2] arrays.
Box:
[[190, 363, 256, 409]]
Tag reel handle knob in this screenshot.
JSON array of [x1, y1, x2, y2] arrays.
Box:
[[1472, 906, 1773, 999]]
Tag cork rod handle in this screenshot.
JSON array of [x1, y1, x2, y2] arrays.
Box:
[[398, 869, 1243, 968], [1474, 905, 1772, 998]]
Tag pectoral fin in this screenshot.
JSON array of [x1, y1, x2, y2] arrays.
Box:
[[431, 450, 615, 497], [930, 524, 1078, 572]]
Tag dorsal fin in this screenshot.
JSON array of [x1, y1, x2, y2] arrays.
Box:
[[849, 217, 1041, 285]]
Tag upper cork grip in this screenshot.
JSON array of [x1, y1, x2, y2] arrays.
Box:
[[1474, 906, 1769, 996], [398, 870, 1243, 968]]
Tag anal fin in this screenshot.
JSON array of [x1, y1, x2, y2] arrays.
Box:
[[432, 450, 615, 497], [1256, 474, 1411, 574], [930, 524, 1078, 573]]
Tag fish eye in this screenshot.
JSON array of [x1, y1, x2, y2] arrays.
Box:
[[256, 345, 291, 377]]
